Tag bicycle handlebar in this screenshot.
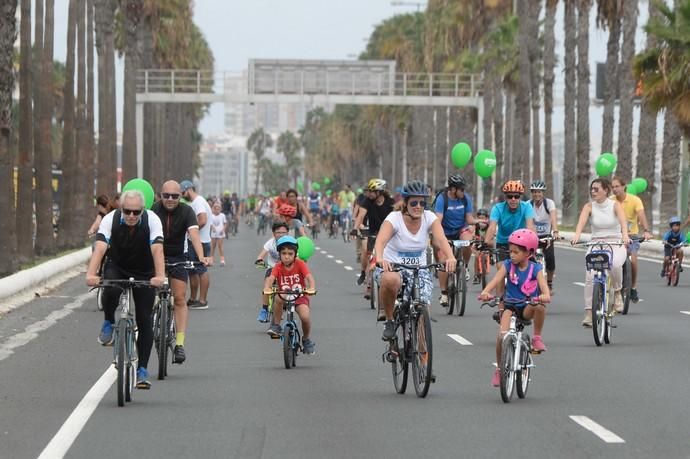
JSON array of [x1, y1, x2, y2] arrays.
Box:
[[165, 260, 204, 269], [90, 278, 156, 292], [478, 295, 549, 308], [376, 262, 447, 272]]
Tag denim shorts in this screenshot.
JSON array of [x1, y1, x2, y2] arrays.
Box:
[[374, 266, 433, 305], [627, 239, 641, 254], [187, 242, 210, 274]]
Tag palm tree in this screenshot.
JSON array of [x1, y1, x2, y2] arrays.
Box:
[[247, 127, 273, 195], [74, 0, 89, 240], [597, 0, 621, 155], [87, 0, 95, 194], [0, 0, 19, 275], [562, 0, 577, 221], [543, 0, 558, 192], [576, 0, 592, 211], [17, 0, 34, 261], [635, 0, 660, 225], [528, 0, 542, 184], [121, 0, 144, 182], [277, 131, 301, 189], [616, 0, 639, 181], [35, 0, 56, 255]]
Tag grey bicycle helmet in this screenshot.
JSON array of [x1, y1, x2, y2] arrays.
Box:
[[530, 180, 546, 191], [448, 174, 466, 189], [669, 216, 682, 226], [401, 180, 430, 197], [476, 208, 489, 217]]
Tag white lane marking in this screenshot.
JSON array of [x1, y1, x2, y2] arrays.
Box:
[[573, 282, 586, 287], [569, 416, 625, 443], [0, 291, 93, 362], [327, 255, 334, 259], [320, 250, 327, 254], [681, 311, 690, 316], [344, 266, 354, 271], [447, 334, 473, 346], [315, 246, 321, 250], [38, 366, 116, 458], [335, 259, 343, 264]]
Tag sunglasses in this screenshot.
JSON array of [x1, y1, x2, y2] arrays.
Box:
[[408, 200, 427, 208], [505, 194, 521, 200], [162, 193, 180, 200], [122, 208, 143, 216]]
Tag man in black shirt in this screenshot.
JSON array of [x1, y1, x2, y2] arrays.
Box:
[[151, 180, 209, 364], [86, 190, 166, 390]]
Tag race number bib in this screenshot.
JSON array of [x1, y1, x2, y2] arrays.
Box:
[[397, 250, 423, 265], [536, 222, 548, 235]]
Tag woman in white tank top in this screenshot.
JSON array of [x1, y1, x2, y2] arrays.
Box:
[[373, 181, 457, 342], [572, 178, 630, 327]]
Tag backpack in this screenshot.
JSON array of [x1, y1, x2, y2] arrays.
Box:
[[432, 189, 468, 219], [531, 199, 551, 215]]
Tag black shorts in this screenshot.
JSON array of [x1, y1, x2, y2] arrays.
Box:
[[539, 239, 556, 272], [496, 243, 511, 262], [367, 235, 377, 252], [166, 254, 189, 281], [504, 303, 528, 321]]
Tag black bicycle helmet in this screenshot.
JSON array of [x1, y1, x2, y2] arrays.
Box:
[[530, 180, 546, 191], [401, 180, 430, 197], [448, 174, 466, 189]]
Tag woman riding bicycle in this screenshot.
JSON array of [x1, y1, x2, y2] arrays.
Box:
[[571, 177, 630, 326], [374, 180, 457, 341]]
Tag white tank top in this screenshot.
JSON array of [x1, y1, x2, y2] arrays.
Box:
[[590, 199, 621, 238], [382, 210, 437, 265]]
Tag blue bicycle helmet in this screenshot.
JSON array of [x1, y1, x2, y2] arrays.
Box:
[[669, 216, 682, 226], [276, 235, 299, 252], [401, 180, 430, 197]]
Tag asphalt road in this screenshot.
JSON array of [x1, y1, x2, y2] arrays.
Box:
[[2, 226, 690, 459]]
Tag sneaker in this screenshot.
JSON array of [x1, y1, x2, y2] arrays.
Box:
[[472, 274, 480, 285], [613, 291, 624, 313], [186, 298, 197, 307], [98, 320, 114, 346], [189, 301, 208, 310], [356, 272, 366, 286], [267, 323, 282, 337], [630, 288, 639, 303], [582, 310, 592, 327], [136, 367, 151, 390], [532, 335, 547, 353], [439, 293, 449, 307], [302, 338, 316, 355], [491, 368, 501, 387], [382, 320, 396, 341], [220, 259, 225, 267], [661, 267, 667, 278], [681, 266, 684, 273], [257, 308, 269, 323], [173, 345, 186, 364]]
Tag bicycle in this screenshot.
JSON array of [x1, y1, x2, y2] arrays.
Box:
[[264, 287, 317, 369], [473, 241, 493, 290], [481, 296, 543, 403], [309, 218, 320, 240], [534, 236, 554, 269], [341, 213, 352, 243], [93, 278, 153, 407], [256, 213, 270, 236], [255, 260, 275, 324], [663, 242, 687, 287], [381, 262, 442, 398], [575, 241, 625, 346], [446, 240, 470, 316], [621, 235, 646, 314]]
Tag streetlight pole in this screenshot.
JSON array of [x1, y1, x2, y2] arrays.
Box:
[[390, 1, 425, 12]]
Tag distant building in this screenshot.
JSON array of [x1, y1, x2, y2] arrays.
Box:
[[198, 136, 250, 198]]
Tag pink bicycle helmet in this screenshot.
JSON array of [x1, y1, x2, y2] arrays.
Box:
[[508, 228, 539, 252]]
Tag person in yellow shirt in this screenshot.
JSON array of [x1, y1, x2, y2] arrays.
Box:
[[338, 184, 356, 238], [611, 177, 653, 303]]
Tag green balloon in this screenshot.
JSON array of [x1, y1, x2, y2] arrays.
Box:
[[473, 150, 497, 178], [451, 142, 472, 169], [323, 177, 331, 185], [122, 178, 155, 209], [631, 177, 648, 194], [325, 189, 332, 196], [357, 188, 363, 194], [296, 236, 315, 261], [595, 153, 617, 176], [312, 182, 321, 191], [626, 184, 638, 195]]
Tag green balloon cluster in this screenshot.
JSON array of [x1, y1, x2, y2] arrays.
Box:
[[312, 182, 321, 191], [323, 177, 331, 185], [595, 152, 617, 176], [473, 150, 497, 178], [122, 178, 155, 209], [451, 142, 472, 169], [631, 177, 648, 193], [297, 236, 315, 261]]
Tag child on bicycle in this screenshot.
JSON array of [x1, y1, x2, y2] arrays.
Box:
[[254, 222, 290, 323], [661, 216, 687, 277], [479, 229, 550, 387], [472, 208, 490, 284], [263, 236, 317, 354]]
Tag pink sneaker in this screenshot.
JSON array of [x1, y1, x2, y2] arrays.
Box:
[[532, 335, 547, 353], [491, 368, 500, 387]]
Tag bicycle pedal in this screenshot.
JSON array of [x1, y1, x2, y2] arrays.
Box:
[[430, 374, 437, 383], [269, 334, 281, 340], [530, 349, 543, 355]]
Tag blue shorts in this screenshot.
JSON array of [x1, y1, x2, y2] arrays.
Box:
[[627, 239, 641, 254], [166, 254, 189, 281], [374, 266, 433, 305], [187, 242, 210, 274]]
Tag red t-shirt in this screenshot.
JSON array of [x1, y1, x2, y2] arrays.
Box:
[[271, 259, 311, 305]]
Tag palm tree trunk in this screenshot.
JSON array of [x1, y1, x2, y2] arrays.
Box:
[[562, 0, 577, 222], [576, 0, 592, 211], [74, 0, 88, 243], [482, 64, 494, 199], [543, 0, 557, 193], [0, 0, 19, 275], [528, 0, 542, 184], [616, 0, 638, 181], [601, 11, 620, 155], [58, 0, 77, 249], [95, 0, 116, 194], [504, 89, 514, 181], [35, 0, 55, 255], [87, 0, 94, 195], [32, 0, 43, 188], [492, 80, 504, 192], [17, 0, 34, 261], [514, 0, 531, 183], [122, 0, 143, 182], [660, 112, 681, 227], [401, 123, 408, 185]]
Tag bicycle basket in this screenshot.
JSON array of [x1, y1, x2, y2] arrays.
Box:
[[585, 252, 611, 271]]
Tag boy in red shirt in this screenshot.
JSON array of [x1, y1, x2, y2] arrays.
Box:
[[263, 236, 317, 354]]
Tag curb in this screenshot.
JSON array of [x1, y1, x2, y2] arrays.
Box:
[[0, 248, 91, 301]]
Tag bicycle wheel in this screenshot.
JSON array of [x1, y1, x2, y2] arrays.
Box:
[[447, 270, 456, 315], [125, 323, 136, 402], [621, 258, 632, 315], [283, 324, 295, 369], [96, 288, 104, 311], [499, 335, 516, 403], [391, 315, 409, 394], [411, 306, 433, 398], [516, 337, 532, 399], [370, 276, 378, 310], [155, 300, 169, 380], [116, 320, 126, 407], [457, 263, 467, 317], [672, 262, 680, 286], [591, 283, 605, 346]]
